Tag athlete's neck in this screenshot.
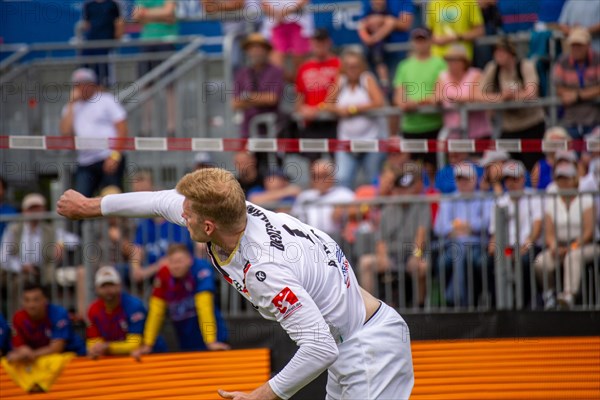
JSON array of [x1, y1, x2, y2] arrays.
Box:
[[212, 224, 247, 255]]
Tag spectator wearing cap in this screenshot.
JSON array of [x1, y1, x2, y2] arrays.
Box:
[[86, 266, 166, 358], [0, 177, 17, 238], [291, 159, 355, 236], [295, 29, 341, 163], [434, 162, 493, 307], [478, 150, 510, 195], [60, 68, 128, 198], [80, 0, 124, 87], [534, 163, 599, 309], [260, 0, 314, 79], [358, 0, 414, 89], [394, 28, 446, 178], [553, 27, 600, 139], [233, 33, 285, 172], [479, 37, 546, 170], [435, 153, 484, 194], [426, 0, 484, 61], [1, 194, 79, 284], [531, 126, 571, 190], [558, 0, 600, 53], [545, 150, 598, 193], [488, 160, 543, 307], [248, 169, 301, 209], [358, 166, 432, 307], [322, 49, 386, 189], [434, 44, 492, 140]]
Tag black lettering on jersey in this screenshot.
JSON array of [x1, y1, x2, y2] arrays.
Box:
[[283, 224, 314, 244], [247, 205, 285, 251]]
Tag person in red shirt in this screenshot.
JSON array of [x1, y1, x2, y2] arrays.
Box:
[[7, 283, 85, 363], [295, 29, 341, 163]]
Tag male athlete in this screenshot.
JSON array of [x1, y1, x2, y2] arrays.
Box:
[[57, 168, 413, 400]]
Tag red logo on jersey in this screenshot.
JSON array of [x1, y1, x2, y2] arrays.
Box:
[[272, 287, 299, 315]]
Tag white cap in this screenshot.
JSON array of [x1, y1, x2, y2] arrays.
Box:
[[479, 150, 509, 167], [555, 150, 578, 163], [554, 163, 578, 178], [453, 162, 477, 179], [502, 160, 526, 178], [21, 193, 46, 210], [71, 68, 97, 84], [95, 266, 121, 287]]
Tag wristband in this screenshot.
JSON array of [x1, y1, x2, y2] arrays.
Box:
[[570, 242, 579, 250], [413, 247, 423, 258], [318, 102, 327, 110], [110, 151, 122, 162], [348, 105, 358, 115]]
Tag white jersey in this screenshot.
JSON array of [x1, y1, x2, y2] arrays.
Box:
[[101, 190, 366, 399]]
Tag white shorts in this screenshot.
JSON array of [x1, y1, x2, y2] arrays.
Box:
[[325, 302, 414, 400]]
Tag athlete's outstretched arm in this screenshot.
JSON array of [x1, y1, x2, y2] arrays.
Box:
[[57, 189, 186, 226]]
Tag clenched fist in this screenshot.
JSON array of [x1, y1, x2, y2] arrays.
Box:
[[57, 189, 102, 220]]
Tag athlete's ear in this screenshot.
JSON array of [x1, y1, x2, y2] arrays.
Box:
[[204, 220, 216, 236]]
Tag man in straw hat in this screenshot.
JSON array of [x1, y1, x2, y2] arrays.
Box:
[[553, 27, 600, 139]]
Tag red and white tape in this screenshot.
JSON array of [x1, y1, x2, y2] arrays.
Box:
[[1, 136, 598, 153]]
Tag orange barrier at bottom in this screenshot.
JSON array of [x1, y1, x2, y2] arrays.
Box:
[[1, 337, 598, 399], [0, 349, 270, 400], [411, 336, 600, 400]]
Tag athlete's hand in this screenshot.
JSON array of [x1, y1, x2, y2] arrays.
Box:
[[207, 341, 231, 351], [131, 344, 152, 362], [218, 390, 255, 400], [57, 190, 101, 220]]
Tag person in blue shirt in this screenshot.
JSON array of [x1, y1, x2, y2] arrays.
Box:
[[7, 283, 85, 362], [360, 0, 414, 84], [434, 162, 493, 307], [86, 266, 166, 358], [0, 177, 18, 238], [0, 313, 11, 356], [133, 244, 229, 358], [435, 153, 484, 194]]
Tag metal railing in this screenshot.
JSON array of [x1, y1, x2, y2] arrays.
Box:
[[2, 189, 598, 321]]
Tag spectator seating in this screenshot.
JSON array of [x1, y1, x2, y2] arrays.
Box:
[[0, 349, 270, 399], [411, 336, 600, 399]]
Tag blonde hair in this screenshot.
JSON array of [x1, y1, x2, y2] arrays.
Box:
[[176, 168, 247, 232]]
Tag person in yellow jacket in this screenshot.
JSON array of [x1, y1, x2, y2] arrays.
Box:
[[132, 244, 229, 358], [86, 266, 167, 358]]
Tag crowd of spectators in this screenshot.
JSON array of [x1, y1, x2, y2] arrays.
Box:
[[1, 1, 600, 365]]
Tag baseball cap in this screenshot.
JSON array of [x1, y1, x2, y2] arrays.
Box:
[[394, 173, 416, 188], [453, 162, 477, 179], [411, 28, 431, 40], [567, 27, 591, 45], [543, 126, 570, 141], [502, 160, 526, 179], [479, 150, 510, 167], [554, 163, 578, 178], [95, 266, 121, 287], [71, 68, 97, 84], [21, 193, 46, 210], [312, 28, 330, 41], [555, 150, 578, 163]]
